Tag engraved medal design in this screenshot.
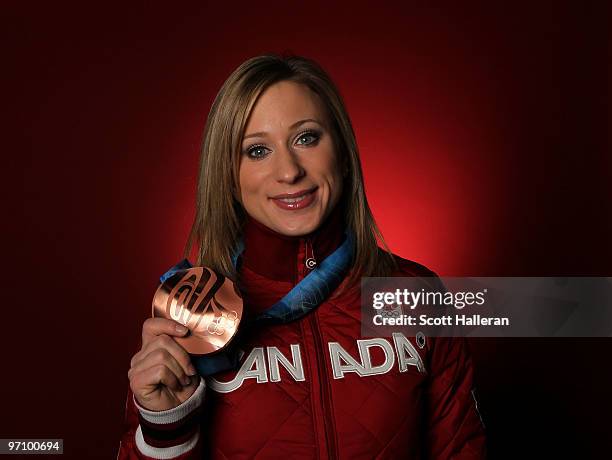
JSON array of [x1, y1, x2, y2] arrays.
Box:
[[152, 267, 243, 355]]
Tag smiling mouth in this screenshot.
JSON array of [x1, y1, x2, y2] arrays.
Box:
[[277, 194, 310, 203], [270, 187, 317, 210], [271, 187, 317, 200]]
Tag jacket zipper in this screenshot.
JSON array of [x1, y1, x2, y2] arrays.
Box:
[[299, 237, 337, 460], [309, 311, 337, 459]]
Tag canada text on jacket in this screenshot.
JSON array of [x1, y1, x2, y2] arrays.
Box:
[[208, 332, 425, 393]]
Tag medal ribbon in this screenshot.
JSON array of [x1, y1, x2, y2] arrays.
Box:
[[158, 231, 355, 375]]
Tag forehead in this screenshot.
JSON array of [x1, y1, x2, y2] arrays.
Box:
[[244, 80, 327, 133]]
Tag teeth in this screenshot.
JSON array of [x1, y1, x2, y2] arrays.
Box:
[[280, 195, 307, 203]]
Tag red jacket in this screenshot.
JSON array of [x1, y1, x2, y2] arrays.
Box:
[[118, 210, 486, 459]]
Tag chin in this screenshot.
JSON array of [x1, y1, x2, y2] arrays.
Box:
[[275, 223, 316, 237], [268, 207, 323, 237], [273, 217, 320, 237]]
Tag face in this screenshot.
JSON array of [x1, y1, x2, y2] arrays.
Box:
[[238, 80, 344, 236]]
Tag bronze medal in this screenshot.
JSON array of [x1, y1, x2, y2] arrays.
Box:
[[152, 266, 243, 355]]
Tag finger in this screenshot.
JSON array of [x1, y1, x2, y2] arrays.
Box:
[[133, 334, 197, 377], [142, 317, 189, 347], [129, 347, 189, 385], [131, 363, 183, 398], [130, 350, 144, 369], [130, 346, 192, 386]]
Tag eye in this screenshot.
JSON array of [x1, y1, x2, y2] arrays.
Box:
[[245, 144, 269, 160], [295, 130, 321, 147]]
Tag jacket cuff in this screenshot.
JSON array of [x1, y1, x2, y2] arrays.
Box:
[[133, 377, 205, 456]]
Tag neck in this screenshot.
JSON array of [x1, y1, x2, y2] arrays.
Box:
[[239, 204, 346, 282]]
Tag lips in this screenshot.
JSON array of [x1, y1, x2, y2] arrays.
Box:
[[270, 187, 317, 211]]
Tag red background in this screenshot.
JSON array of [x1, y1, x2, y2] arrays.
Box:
[[2, 2, 610, 458]]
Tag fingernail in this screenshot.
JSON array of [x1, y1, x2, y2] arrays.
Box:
[[176, 324, 188, 334], [183, 376, 191, 386], [187, 365, 197, 376]]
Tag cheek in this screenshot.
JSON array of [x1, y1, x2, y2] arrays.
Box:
[[319, 157, 343, 194], [238, 163, 267, 206]]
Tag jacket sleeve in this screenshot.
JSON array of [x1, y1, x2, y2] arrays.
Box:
[[424, 337, 487, 459], [117, 377, 205, 459]]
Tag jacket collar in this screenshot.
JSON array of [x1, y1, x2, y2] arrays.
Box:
[[239, 203, 346, 283]]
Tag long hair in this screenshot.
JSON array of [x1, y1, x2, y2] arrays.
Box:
[[184, 53, 397, 288]]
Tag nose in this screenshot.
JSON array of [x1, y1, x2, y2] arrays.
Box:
[[273, 146, 305, 184]]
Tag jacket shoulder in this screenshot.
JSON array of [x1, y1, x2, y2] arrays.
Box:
[[380, 250, 450, 298], [385, 250, 439, 278]]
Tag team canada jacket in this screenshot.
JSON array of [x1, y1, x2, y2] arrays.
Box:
[[117, 207, 487, 459]]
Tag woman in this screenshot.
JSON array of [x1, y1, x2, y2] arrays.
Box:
[[118, 54, 486, 459]]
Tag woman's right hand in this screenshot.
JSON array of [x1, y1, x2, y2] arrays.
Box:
[[128, 318, 200, 411]]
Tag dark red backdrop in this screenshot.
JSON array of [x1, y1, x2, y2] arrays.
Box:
[[2, 2, 610, 459]]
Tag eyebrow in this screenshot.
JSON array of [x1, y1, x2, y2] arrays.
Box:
[[242, 118, 322, 140]]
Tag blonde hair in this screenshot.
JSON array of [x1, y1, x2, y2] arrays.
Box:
[[184, 53, 397, 288]]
